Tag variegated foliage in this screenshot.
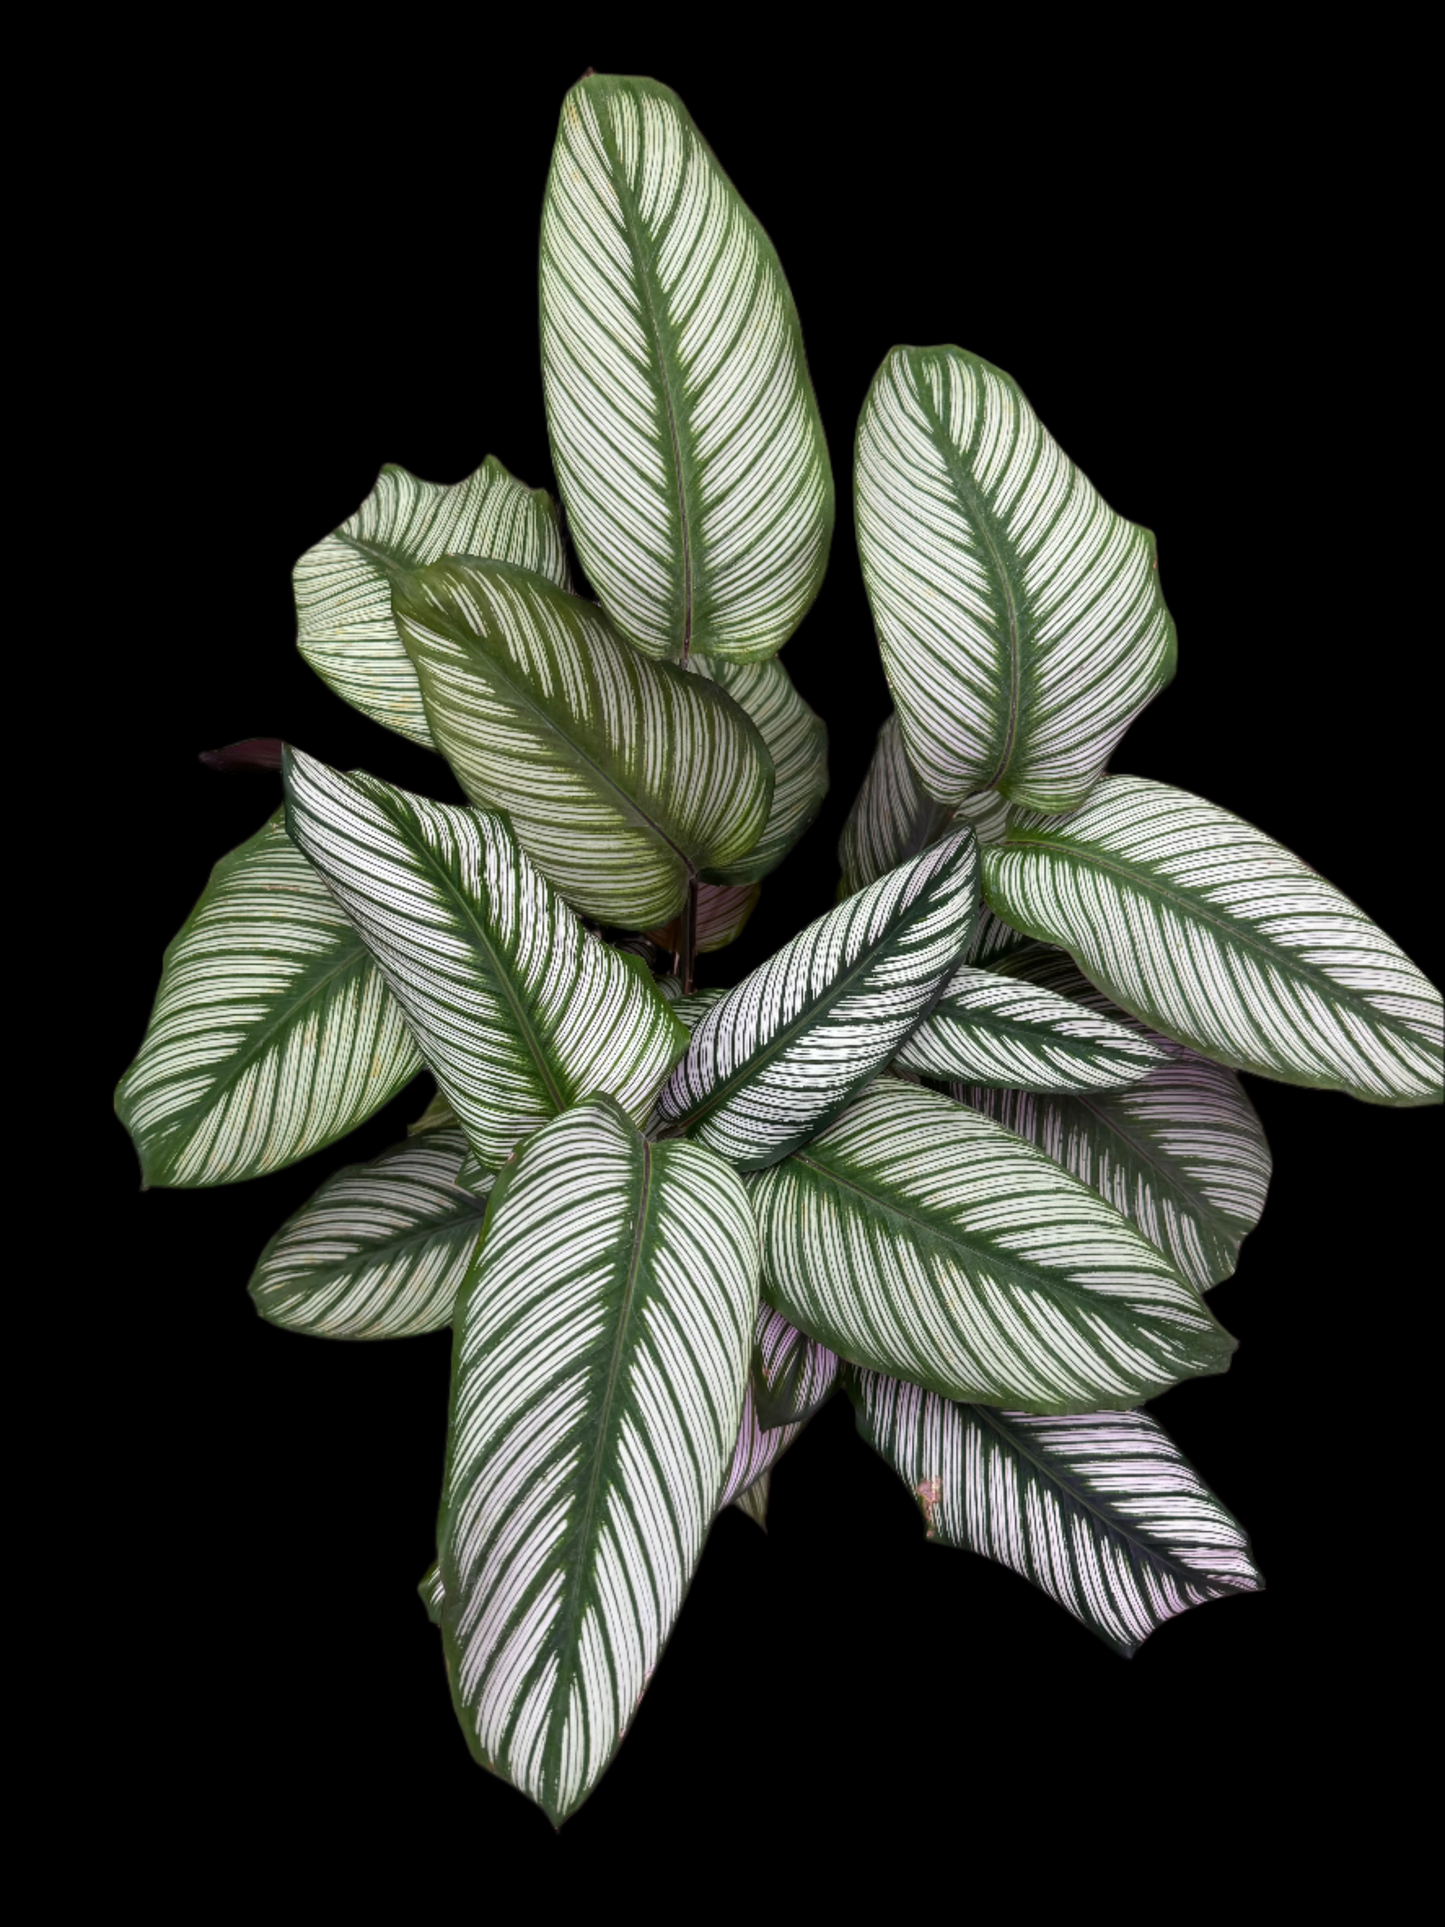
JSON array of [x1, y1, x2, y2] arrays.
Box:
[[655, 829, 979, 1168], [294, 460, 569, 745], [749, 1080, 1234, 1413], [115, 809, 420, 1188], [439, 1099, 758, 1825], [985, 776, 1445, 1105], [850, 1371, 1262, 1654], [719, 1372, 805, 1511], [540, 73, 833, 663], [248, 1128, 489, 1338], [839, 711, 1009, 897], [896, 962, 1170, 1092], [953, 947, 1271, 1292], [394, 558, 773, 928], [281, 752, 685, 1176], [687, 656, 828, 881], [752, 1302, 839, 1431], [647, 882, 760, 958], [856, 347, 1176, 811]]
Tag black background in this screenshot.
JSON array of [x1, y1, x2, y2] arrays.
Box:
[[105, 40, 1437, 1870]]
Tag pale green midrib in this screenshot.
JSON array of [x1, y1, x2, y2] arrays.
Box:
[[407, 591, 702, 891], [595, 95, 695, 660], [966, 1404, 1244, 1594], [671, 867, 965, 1135], [999, 833, 1411, 1034], [262, 1195, 489, 1296], [394, 816, 570, 1113], [547, 1137, 655, 1782], [781, 1143, 1210, 1336], [912, 359, 1024, 792]]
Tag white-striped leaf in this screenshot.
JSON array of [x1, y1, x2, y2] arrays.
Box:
[[839, 713, 1007, 897], [666, 986, 728, 1036], [647, 882, 760, 957], [896, 962, 1169, 1092], [688, 656, 829, 881], [719, 1372, 805, 1509], [731, 1473, 771, 1531], [294, 459, 569, 746], [985, 775, 1445, 1106], [408, 1084, 458, 1135], [967, 905, 1039, 969], [752, 1302, 839, 1432], [420, 1561, 444, 1626], [540, 72, 832, 663], [952, 947, 1271, 1292], [850, 1371, 1262, 1655], [856, 346, 1176, 811], [439, 1098, 758, 1825], [655, 828, 980, 1169], [115, 809, 420, 1188], [281, 751, 686, 1176], [393, 558, 774, 929], [248, 1127, 489, 1338], [749, 1080, 1234, 1413]]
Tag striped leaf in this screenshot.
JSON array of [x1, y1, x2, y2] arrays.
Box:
[[420, 1561, 444, 1626], [952, 947, 1271, 1292], [439, 1098, 758, 1825], [839, 713, 1007, 898], [540, 72, 833, 663], [408, 1084, 458, 1135], [896, 962, 1169, 1092], [393, 558, 774, 928], [850, 1372, 1262, 1655], [666, 986, 728, 1037], [281, 751, 686, 1176], [655, 828, 980, 1169], [749, 1080, 1234, 1413], [856, 346, 1176, 811], [248, 1128, 489, 1339], [731, 1473, 771, 1531], [647, 882, 760, 957], [719, 1372, 805, 1509], [115, 809, 420, 1188], [752, 1302, 839, 1432], [688, 657, 829, 881], [294, 459, 569, 746], [984, 775, 1445, 1105]]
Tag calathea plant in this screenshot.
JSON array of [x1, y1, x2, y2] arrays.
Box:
[[117, 70, 1443, 1826]]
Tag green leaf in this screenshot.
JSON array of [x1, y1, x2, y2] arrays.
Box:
[[393, 558, 774, 928], [419, 1562, 444, 1626], [849, 1371, 1262, 1655], [540, 72, 833, 663], [895, 962, 1170, 1092], [248, 1127, 489, 1338], [856, 346, 1176, 811], [666, 987, 728, 1036], [408, 1084, 458, 1135], [115, 809, 420, 1188], [749, 1080, 1234, 1413], [730, 1474, 771, 1531], [688, 657, 828, 882], [439, 1098, 758, 1826], [281, 751, 687, 1176], [753, 1303, 838, 1431], [294, 459, 569, 746], [951, 948, 1271, 1292], [720, 1371, 807, 1515], [984, 776, 1445, 1105], [655, 828, 980, 1168], [839, 713, 1007, 897], [646, 883, 760, 957]]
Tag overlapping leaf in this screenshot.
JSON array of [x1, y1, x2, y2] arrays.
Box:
[[850, 1371, 1262, 1654], [655, 828, 979, 1168], [896, 962, 1169, 1092], [856, 346, 1176, 811], [838, 711, 1008, 897], [294, 460, 569, 745], [115, 809, 420, 1187], [439, 1099, 758, 1825], [985, 776, 1444, 1105], [647, 882, 760, 957], [952, 947, 1271, 1291], [749, 1080, 1234, 1413], [248, 1128, 489, 1338], [752, 1302, 839, 1431], [540, 72, 833, 662], [688, 657, 828, 881], [719, 1372, 805, 1510], [393, 558, 773, 928], [281, 751, 686, 1175]]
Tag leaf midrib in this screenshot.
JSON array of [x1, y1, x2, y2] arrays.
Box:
[[266, 1190, 489, 1296], [1069, 1089, 1240, 1247]]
